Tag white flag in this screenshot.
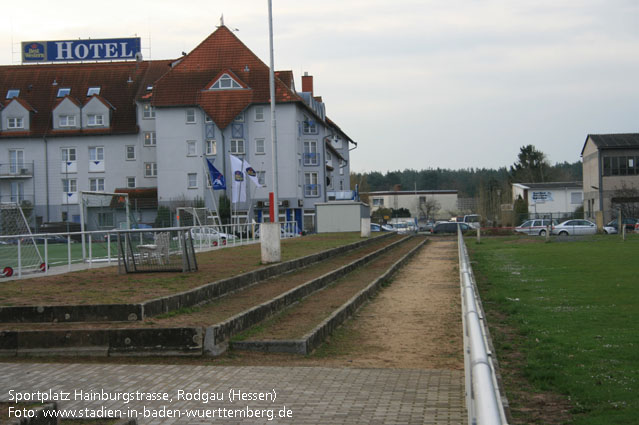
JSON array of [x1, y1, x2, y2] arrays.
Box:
[[230, 155, 246, 203], [243, 158, 261, 188]]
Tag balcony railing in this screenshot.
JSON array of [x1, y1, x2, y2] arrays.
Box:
[[304, 184, 321, 198], [303, 152, 320, 166], [0, 162, 34, 178]]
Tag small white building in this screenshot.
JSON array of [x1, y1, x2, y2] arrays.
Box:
[[365, 190, 458, 221], [512, 182, 583, 215]]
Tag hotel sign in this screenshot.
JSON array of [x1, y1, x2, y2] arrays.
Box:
[[22, 38, 141, 63]]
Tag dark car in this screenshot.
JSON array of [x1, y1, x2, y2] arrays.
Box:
[[605, 218, 638, 233], [431, 222, 471, 234], [23, 235, 73, 244]]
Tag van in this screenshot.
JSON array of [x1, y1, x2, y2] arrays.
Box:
[[462, 214, 481, 229]]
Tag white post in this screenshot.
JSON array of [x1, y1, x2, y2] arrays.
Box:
[[476, 226, 481, 244], [261, 222, 281, 263], [361, 218, 371, 238]]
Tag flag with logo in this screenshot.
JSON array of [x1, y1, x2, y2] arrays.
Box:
[[243, 159, 261, 188], [230, 154, 246, 203], [206, 158, 226, 190]]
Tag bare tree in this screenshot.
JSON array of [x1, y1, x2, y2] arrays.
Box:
[[418, 197, 440, 221]]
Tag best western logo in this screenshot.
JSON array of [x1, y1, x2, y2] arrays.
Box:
[[23, 42, 46, 60]]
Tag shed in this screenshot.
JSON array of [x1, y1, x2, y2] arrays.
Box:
[[315, 201, 370, 233]]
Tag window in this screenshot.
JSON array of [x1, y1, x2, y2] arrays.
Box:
[[234, 112, 244, 123], [143, 104, 155, 119], [571, 192, 583, 205], [89, 146, 104, 161], [257, 171, 266, 186], [63, 178, 77, 193], [303, 115, 317, 134], [230, 139, 245, 154], [11, 182, 24, 203], [205, 115, 213, 123], [144, 132, 156, 146], [210, 73, 242, 90], [303, 140, 319, 165], [255, 138, 265, 154], [57, 88, 71, 97], [87, 114, 104, 126], [127, 177, 136, 188], [372, 198, 384, 207], [9, 149, 24, 173], [339, 160, 345, 175], [339, 180, 344, 190], [87, 87, 101, 96], [145, 162, 157, 177], [206, 139, 217, 156], [255, 106, 264, 121], [188, 173, 198, 188], [186, 140, 197, 156], [59, 115, 76, 127], [89, 178, 105, 192], [7, 117, 24, 129], [97, 212, 114, 227], [186, 109, 196, 124], [304, 172, 319, 197], [6, 89, 19, 99], [126, 145, 136, 160], [61, 147, 76, 162]]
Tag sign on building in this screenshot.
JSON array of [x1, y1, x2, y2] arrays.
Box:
[[531, 191, 553, 203], [22, 38, 141, 63]]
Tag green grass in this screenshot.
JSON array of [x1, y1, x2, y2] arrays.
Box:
[[467, 234, 639, 425]]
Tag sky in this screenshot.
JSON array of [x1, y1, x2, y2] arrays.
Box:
[[2, 0, 638, 173]]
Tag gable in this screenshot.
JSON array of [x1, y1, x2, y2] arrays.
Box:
[[207, 70, 247, 90]]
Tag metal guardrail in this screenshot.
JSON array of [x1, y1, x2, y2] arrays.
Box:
[[458, 226, 508, 425]]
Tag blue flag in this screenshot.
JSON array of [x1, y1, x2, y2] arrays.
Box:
[[206, 158, 226, 190]]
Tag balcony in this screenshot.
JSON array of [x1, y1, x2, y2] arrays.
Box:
[[303, 152, 320, 166], [0, 163, 33, 179], [304, 184, 321, 198]]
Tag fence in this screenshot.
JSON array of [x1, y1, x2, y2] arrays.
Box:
[[458, 227, 509, 425], [0, 221, 300, 279]]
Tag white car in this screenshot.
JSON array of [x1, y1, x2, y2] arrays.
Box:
[[515, 219, 556, 236], [551, 219, 597, 236], [189, 227, 236, 246]]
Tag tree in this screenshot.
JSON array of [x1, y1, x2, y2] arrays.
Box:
[[417, 197, 440, 221], [509, 145, 550, 183]]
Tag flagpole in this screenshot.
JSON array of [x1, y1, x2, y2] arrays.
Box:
[[268, 0, 279, 223]]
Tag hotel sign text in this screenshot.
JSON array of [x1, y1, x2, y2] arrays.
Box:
[[22, 38, 141, 63]]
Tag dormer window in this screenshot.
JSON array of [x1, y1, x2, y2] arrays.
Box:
[[6, 89, 20, 99], [87, 114, 104, 126], [210, 73, 242, 90], [7, 117, 24, 129], [87, 87, 100, 96], [59, 115, 76, 127], [57, 88, 71, 97]]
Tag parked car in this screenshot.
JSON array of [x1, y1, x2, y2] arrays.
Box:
[[462, 214, 481, 229], [188, 227, 236, 246], [381, 223, 395, 232], [371, 223, 381, 232], [603, 218, 638, 234], [431, 222, 471, 234], [515, 219, 557, 236], [551, 219, 597, 236]]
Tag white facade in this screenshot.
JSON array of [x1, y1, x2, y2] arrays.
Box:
[[512, 182, 583, 215]]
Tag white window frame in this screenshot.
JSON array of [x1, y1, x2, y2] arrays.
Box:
[[6, 89, 19, 99], [186, 109, 196, 124], [57, 87, 71, 98], [7, 117, 24, 129], [144, 162, 157, 177], [127, 177, 136, 188], [63, 178, 77, 193], [143, 104, 155, 119], [255, 106, 264, 121], [303, 140, 319, 166], [210, 73, 242, 90], [234, 111, 244, 123], [205, 115, 213, 123], [187, 173, 198, 189], [89, 146, 104, 161], [87, 87, 101, 96], [59, 115, 76, 127], [206, 139, 217, 156], [11, 181, 25, 203], [144, 131, 156, 146], [89, 177, 105, 192], [230, 139, 245, 155], [126, 145, 136, 161], [87, 114, 104, 126], [186, 140, 197, 157], [303, 115, 317, 134], [61, 147, 77, 162], [305, 172, 319, 197], [9, 149, 24, 174], [255, 138, 265, 155]]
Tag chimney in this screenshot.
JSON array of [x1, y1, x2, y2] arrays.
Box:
[[302, 72, 314, 96]]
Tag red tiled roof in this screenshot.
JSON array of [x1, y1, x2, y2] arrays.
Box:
[[152, 26, 303, 129], [0, 60, 171, 139], [6, 97, 37, 112], [84, 94, 115, 110]]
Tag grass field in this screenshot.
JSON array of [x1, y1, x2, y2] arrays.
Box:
[[467, 234, 639, 425]]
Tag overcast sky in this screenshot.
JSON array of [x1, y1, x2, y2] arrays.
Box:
[[2, 0, 638, 172]]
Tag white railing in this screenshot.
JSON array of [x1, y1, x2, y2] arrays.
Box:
[[458, 226, 508, 425], [0, 221, 301, 279]]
